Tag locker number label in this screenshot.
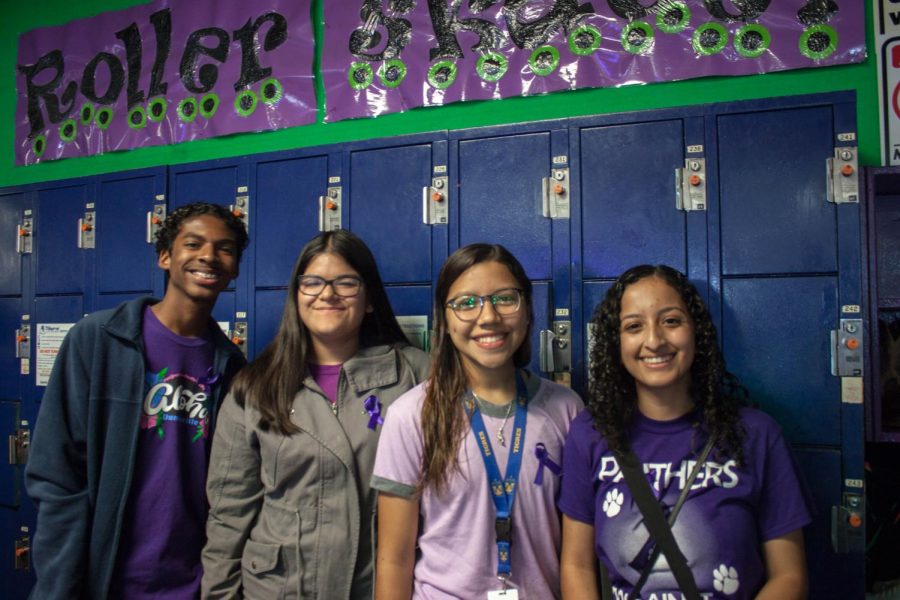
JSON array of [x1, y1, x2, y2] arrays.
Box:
[[687, 145, 704, 154]]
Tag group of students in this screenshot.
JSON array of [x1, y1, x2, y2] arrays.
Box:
[[26, 202, 813, 599]]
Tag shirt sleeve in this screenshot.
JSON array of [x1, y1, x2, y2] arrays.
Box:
[[755, 419, 814, 541], [557, 410, 597, 525], [371, 387, 425, 498]]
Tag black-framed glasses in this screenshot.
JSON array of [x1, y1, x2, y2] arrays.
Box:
[[297, 275, 363, 297], [446, 288, 523, 322]]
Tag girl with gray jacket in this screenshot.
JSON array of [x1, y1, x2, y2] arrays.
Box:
[[202, 230, 430, 599]]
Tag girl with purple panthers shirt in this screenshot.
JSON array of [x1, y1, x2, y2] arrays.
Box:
[[559, 265, 812, 600]]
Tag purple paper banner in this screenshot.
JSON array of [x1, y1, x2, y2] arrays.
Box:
[[16, 0, 315, 165], [323, 1, 865, 123]]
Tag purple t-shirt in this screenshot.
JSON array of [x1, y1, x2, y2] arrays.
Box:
[[558, 407, 813, 600], [308, 362, 342, 404], [108, 306, 217, 599]]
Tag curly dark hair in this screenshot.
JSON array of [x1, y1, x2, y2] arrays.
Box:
[[154, 202, 249, 261], [586, 265, 747, 464]]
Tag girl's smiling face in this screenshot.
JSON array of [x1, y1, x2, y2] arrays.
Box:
[[444, 260, 529, 383], [618, 276, 696, 415]]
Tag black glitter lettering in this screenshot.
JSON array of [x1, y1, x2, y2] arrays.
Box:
[[702, 0, 771, 23], [115, 22, 145, 108], [148, 9, 172, 97], [426, 0, 503, 60], [798, 0, 837, 26], [504, 0, 595, 50], [180, 27, 229, 94], [233, 12, 287, 91], [349, 0, 413, 61], [81, 52, 125, 104], [17, 49, 77, 136]]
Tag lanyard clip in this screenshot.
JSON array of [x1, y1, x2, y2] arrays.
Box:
[[498, 573, 511, 590], [495, 516, 512, 543]]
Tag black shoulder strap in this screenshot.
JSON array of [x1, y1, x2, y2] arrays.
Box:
[[615, 446, 705, 600]]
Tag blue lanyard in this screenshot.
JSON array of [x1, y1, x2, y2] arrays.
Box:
[[467, 371, 528, 579]]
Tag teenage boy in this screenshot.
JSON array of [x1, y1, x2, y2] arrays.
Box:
[[26, 202, 249, 599]]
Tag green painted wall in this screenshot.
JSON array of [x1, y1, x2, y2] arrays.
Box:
[[0, 1, 882, 187]]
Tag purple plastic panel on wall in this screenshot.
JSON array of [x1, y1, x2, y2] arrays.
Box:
[[15, 0, 315, 165], [322, 0, 865, 123]]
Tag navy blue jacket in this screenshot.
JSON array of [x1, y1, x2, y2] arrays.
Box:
[[25, 297, 246, 599]]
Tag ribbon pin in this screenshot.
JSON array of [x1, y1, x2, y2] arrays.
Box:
[[363, 395, 384, 430], [534, 443, 562, 485]]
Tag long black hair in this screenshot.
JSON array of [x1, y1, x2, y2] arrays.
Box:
[[586, 265, 747, 463], [230, 230, 409, 434]]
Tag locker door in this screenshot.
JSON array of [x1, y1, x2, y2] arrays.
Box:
[[250, 150, 331, 357], [346, 134, 448, 341], [452, 124, 570, 377], [93, 168, 167, 311], [571, 114, 707, 392], [715, 97, 861, 598], [168, 161, 249, 332], [0, 190, 26, 402], [31, 182, 90, 404]]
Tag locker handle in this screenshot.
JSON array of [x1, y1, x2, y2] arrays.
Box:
[[539, 329, 555, 372]]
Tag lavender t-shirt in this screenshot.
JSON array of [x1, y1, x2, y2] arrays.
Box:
[[559, 408, 813, 600], [372, 373, 583, 599], [108, 306, 217, 599]]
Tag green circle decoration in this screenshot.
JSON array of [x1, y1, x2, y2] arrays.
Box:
[[127, 106, 147, 129], [235, 90, 258, 117], [568, 25, 602, 56], [427, 60, 458, 89], [692, 22, 728, 55], [33, 134, 46, 158], [199, 93, 220, 119], [476, 52, 509, 82], [148, 98, 167, 122], [348, 62, 374, 90], [95, 107, 114, 129], [178, 98, 199, 123], [80, 103, 95, 126], [800, 25, 838, 60], [734, 24, 771, 58], [529, 45, 560, 76], [656, 2, 691, 34], [621, 21, 654, 55], [59, 118, 77, 141], [261, 78, 284, 105], [379, 59, 408, 88]]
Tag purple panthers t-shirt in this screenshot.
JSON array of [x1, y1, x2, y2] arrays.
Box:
[[559, 407, 812, 600], [108, 306, 217, 599]]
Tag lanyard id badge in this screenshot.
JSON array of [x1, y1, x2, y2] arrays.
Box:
[[487, 589, 520, 600], [468, 371, 529, 586]]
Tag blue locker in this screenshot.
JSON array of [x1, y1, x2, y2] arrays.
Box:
[[94, 169, 167, 306], [344, 134, 451, 346], [714, 95, 862, 599], [250, 150, 333, 356]]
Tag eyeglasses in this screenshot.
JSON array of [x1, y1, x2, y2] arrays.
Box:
[[446, 288, 524, 322], [297, 275, 363, 297]]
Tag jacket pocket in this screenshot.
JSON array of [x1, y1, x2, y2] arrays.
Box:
[[241, 539, 288, 599]]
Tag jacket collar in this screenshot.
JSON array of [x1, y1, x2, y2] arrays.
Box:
[[102, 296, 239, 358]]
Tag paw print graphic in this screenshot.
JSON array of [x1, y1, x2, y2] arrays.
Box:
[[602, 488, 624, 517], [713, 564, 740, 595]]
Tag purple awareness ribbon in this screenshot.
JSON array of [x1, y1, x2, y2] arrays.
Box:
[[198, 367, 220, 388], [533, 443, 562, 485], [364, 395, 384, 430]]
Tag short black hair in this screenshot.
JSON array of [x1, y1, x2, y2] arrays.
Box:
[[154, 202, 249, 261]]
